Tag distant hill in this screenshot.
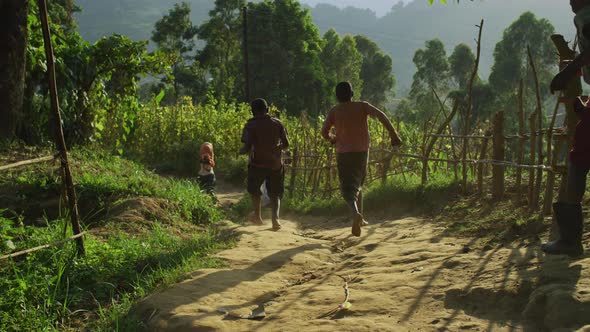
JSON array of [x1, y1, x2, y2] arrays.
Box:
[[74, 0, 575, 93]]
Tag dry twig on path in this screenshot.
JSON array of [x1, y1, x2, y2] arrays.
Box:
[[317, 275, 354, 319]]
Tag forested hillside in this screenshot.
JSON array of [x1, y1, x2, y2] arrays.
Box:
[[75, 0, 574, 92]]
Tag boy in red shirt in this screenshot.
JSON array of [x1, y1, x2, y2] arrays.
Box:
[[240, 98, 290, 231], [321, 82, 402, 237]]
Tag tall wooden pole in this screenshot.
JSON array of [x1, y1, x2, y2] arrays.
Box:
[[515, 79, 525, 203], [38, 0, 85, 256], [491, 111, 505, 200], [461, 19, 484, 195], [242, 5, 251, 102], [527, 46, 544, 211]]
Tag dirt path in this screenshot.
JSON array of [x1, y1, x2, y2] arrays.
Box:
[[133, 190, 590, 331]]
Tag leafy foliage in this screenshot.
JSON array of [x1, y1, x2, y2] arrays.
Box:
[[355, 35, 396, 107], [151, 2, 205, 105], [197, 0, 246, 102], [22, 1, 169, 147], [246, 0, 327, 115], [449, 43, 477, 90], [321, 30, 363, 107]]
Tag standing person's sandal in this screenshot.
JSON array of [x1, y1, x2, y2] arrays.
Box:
[[352, 213, 363, 237]]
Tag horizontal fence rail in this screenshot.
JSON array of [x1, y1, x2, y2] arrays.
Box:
[[0, 153, 59, 172]]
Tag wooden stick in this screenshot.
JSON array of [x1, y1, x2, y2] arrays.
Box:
[[527, 46, 544, 212], [515, 79, 525, 202], [492, 111, 505, 200], [38, 0, 85, 256], [528, 112, 537, 210], [477, 130, 491, 196], [0, 154, 57, 172], [542, 95, 562, 214], [0, 232, 88, 261], [462, 19, 484, 194]]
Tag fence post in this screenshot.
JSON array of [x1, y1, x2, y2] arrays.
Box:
[[528, 112, 537, 210], [515, 79, 525, 202], [543, 136, 562, 214], [381, 152, 393, 185], [288, 147, 299, 196], [461, 134, 469, 195], [325, 149, 333, 198], [492, 111, 505, 200], [478, 130, 491, 196]]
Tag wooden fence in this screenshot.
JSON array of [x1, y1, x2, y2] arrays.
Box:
[[284, 32, 581, 217], [284, 94, 574, 215]]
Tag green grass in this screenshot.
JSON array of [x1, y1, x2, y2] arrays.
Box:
[[275, 173, 460, 217], [1, 148, 222, 226], [0, 218, 233, 331], [0, 147, 234, 331]]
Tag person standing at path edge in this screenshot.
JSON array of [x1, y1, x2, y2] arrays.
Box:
[[240, 98, 290, 231], [321, 82, 402, 237], [544, 0, 590, 257]]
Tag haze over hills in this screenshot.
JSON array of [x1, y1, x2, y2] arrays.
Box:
[[75, 0, 575, 93], [300, 0, 407, 16]]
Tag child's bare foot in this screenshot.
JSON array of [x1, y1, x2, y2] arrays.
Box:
[[247, 212, 264, 225], [361, 219, 369, 227], [272, 220, 282, 231], [352, 213, 363, 237]]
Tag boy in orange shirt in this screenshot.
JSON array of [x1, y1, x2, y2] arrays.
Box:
[[321, 82, 402, 237]]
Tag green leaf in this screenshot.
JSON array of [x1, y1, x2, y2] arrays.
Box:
[[5, 240, 15, 250], [155, 89, 166, 104]]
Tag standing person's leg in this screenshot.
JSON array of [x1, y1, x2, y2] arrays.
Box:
[[247, 166, 265, 225], [267, 167, 285, 231], [543, 163, 587, 256]]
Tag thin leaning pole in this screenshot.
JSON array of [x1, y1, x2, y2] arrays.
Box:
[[37, 0, 85, 256]]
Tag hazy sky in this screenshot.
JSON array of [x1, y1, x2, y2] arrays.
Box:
[[299, 0, 407, 16]]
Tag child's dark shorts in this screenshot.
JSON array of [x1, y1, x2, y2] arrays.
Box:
[[336, 151, 368, 202], [247, 165, 284, 198], [198, 173, 216, 195]]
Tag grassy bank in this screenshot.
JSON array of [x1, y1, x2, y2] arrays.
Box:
[[0, 148, 233, 331]]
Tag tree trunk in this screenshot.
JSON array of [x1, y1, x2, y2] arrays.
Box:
[[0, 0, 29, 140]]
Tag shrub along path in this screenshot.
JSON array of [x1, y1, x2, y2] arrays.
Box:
[[132, 189, 590, 331]]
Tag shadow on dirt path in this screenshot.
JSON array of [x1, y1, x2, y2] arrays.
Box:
[[131, 187, 590, 331]]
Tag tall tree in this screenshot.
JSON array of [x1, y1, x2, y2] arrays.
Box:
[[0, 0, 29, 140], [320, 29, 363, 106], [449, 43, 476, 90], [489, 12, 555, 97], [409, 39, 450, 122], [197, 0, 245, 102], [410, 38, 450, 98], [152, 2, 202, 104], [247, 0, 326, 115], [354, 34, 396, 107]]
